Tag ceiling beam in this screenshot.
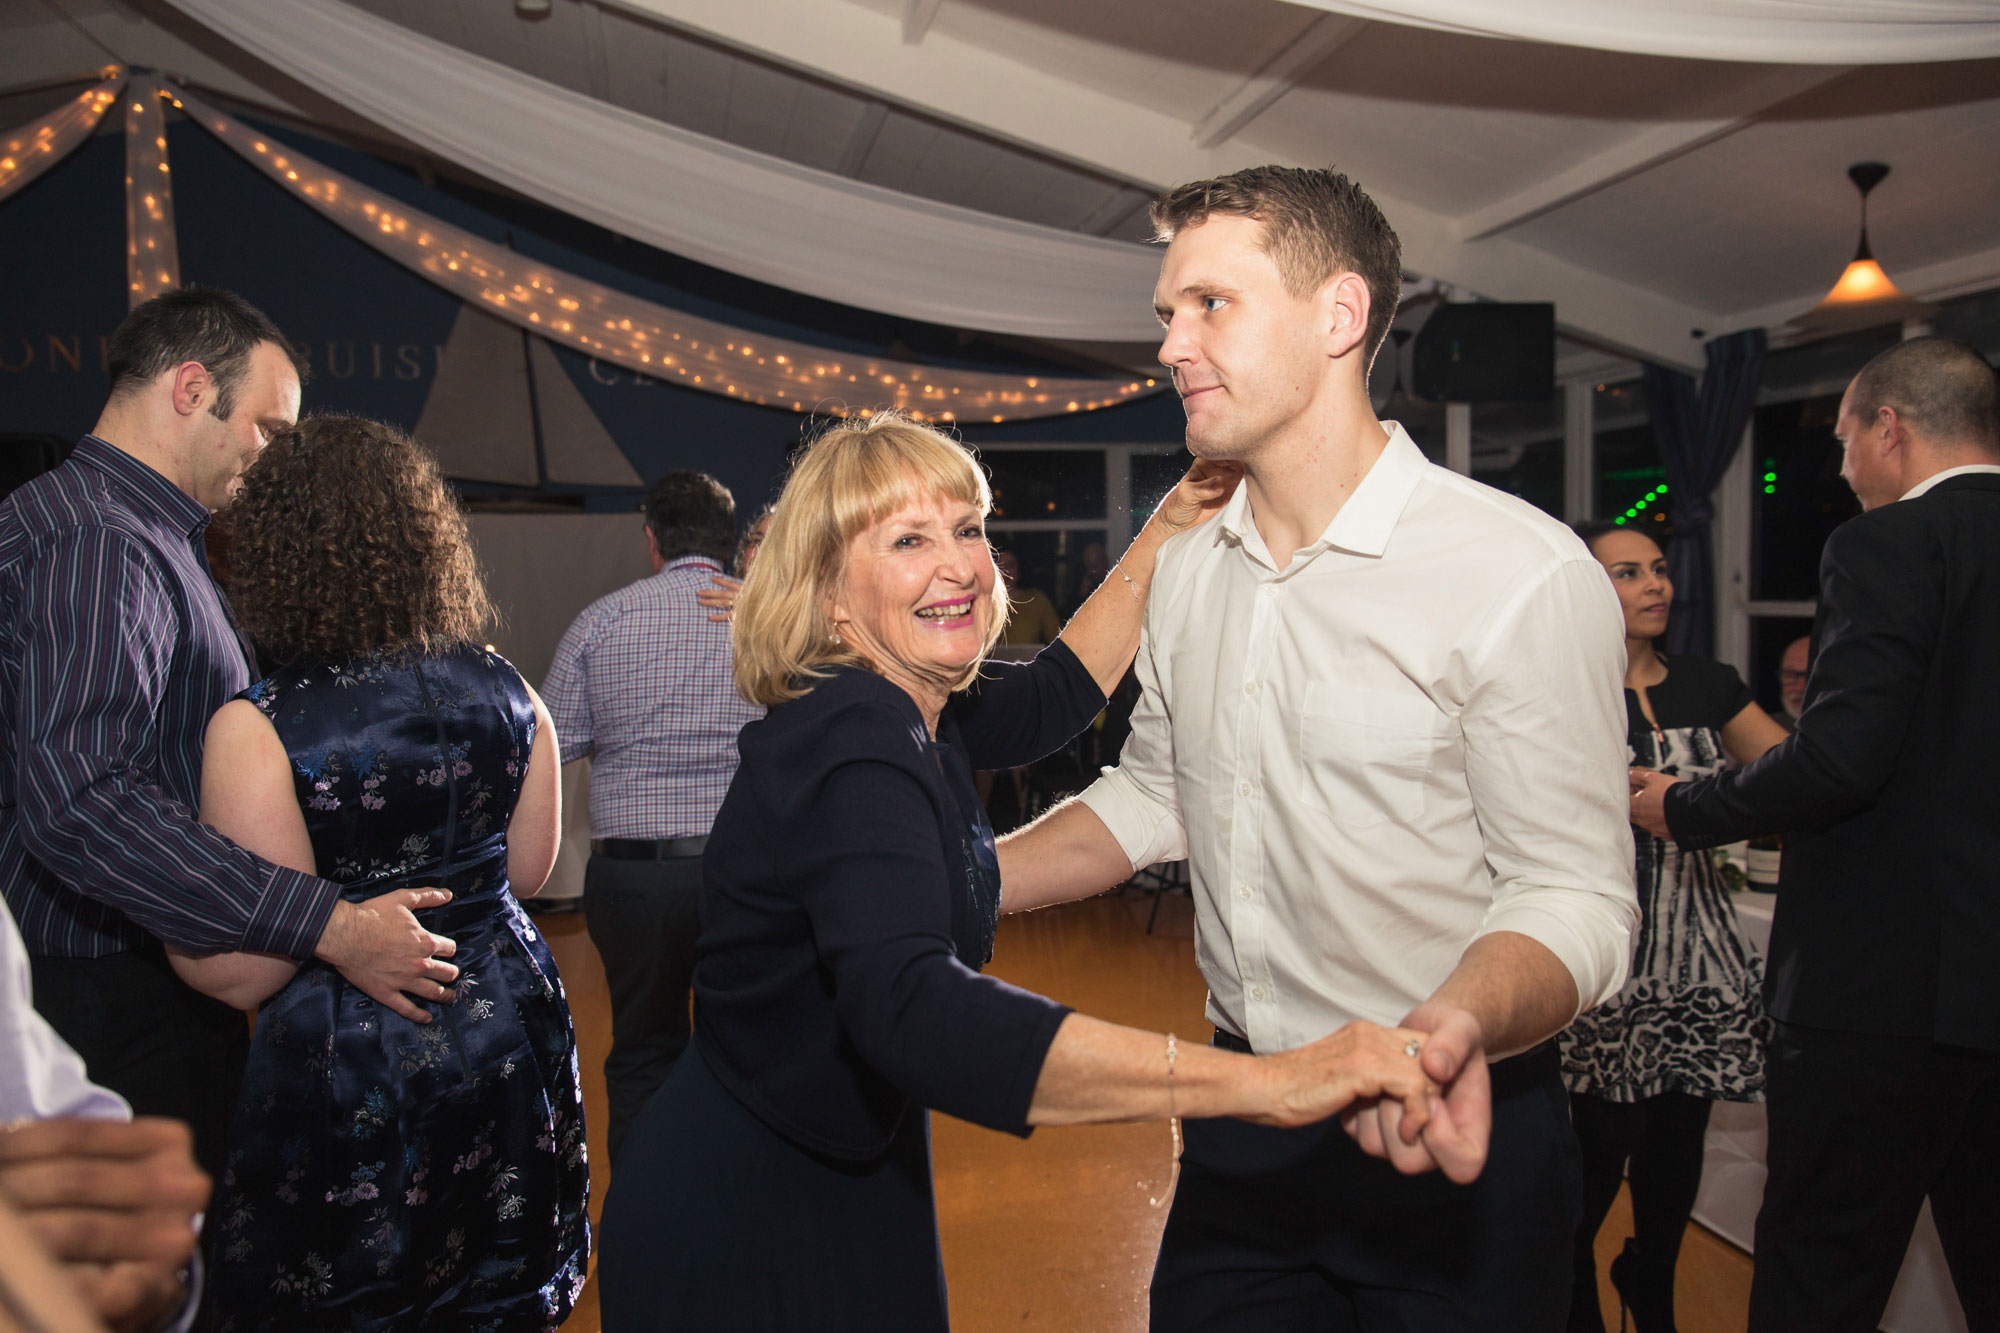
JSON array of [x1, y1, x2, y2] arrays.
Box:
[[901, 0, 944, 46], [1454, 64, 1852, 243], [1190, 13, 1365, 150]]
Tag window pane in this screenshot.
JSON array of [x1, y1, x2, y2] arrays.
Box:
[[1592, 380, 1670, 536], [987, 528, 1107, 620], [982, 450, 1105, 522], [1750, 615, 1817, 721], [1750, 395, 1859, 602], [1130, 448, 1193, 530], [1471, 390, 1563, 519]]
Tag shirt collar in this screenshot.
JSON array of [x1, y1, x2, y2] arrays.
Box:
[[1216, 422, 1428, 565], [659, 554, 724, 575], [1899, 463, 2000, 502], [72, 435, 211, 539]]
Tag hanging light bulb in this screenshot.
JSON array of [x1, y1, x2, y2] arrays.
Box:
[[1791, 162, 1934, 333]]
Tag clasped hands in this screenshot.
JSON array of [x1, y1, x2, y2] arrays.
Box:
[[1258, 1003, 1490, 1185], [0, 1116, 210, 1332]]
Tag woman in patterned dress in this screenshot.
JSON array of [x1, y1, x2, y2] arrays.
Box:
[[168, 417, 588, 1331], [1560, 522, 1788, 1332]]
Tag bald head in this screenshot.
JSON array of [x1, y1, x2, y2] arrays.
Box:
[[1847, 337, 1999, 454]]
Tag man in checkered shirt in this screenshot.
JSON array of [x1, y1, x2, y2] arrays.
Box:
[[544, 471, 763, 1162]]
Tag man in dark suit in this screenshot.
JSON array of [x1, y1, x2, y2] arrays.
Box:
[[1630, 336, 2000, 1333]]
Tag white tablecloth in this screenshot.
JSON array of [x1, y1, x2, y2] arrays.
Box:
[[1694, 891, 1967, 1333]]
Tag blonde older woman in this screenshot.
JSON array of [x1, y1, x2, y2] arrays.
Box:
[[596, 416, 1441, 1331]]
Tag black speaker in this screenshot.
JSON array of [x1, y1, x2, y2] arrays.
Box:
[[0, 434, 74, 501], [1410, 303, 1555, 403]]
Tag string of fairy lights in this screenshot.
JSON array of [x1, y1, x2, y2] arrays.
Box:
[[124, 74, 179, 305], [0, 73, 121, 205], [163, 83, 1160, 426]]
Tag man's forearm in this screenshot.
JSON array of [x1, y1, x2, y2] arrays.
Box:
[[1424, 932, 1580, 1060], [997, 799, 1135, 914]]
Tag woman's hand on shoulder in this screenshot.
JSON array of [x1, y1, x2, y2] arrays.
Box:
[[1148, 459, 1244, 539], [1242, 1021, 1438, 1133]]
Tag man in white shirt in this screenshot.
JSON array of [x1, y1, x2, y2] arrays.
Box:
[[999, 166, 1636, 1330]]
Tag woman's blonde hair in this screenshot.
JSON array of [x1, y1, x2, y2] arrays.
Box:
[[734, 414, 1009, 707]]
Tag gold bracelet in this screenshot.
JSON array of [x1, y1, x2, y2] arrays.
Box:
[[1149, 1031, 1182, 1208]]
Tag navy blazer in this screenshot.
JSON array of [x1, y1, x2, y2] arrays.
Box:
[[693, 641, 1104, 1159], [1665, 473, 2000, 1049]]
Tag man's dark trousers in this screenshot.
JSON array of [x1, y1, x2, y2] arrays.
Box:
[[583, 847, 703, 1163], [1151, 1036, 1581, 1331], [1750, 1020, 2000, 1332], [30, 946, 249, 1177]]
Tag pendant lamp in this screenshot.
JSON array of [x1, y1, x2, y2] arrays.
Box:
[[1791, 162, 1934, 333]]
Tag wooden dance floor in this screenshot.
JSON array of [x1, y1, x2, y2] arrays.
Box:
[[542, 891, 1752, 1332]]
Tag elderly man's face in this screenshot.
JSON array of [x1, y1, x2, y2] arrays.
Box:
[[1779, 637, 1811, 719]]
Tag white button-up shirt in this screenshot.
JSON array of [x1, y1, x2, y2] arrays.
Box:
[[1079, 426, 1637, 1052]]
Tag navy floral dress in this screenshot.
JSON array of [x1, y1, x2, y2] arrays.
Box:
[[202, 646, 588, 1332]]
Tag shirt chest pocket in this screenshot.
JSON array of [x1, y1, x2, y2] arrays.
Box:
[[1297, 682, 1439, 828]]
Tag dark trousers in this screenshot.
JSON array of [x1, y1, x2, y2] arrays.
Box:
[[28, 947, 249, 1178], [1569, 1090, 1714, 1330], [1750, 1019, 2000, 1333], [583, 850, 703, 1165], [1151, 1035, 1582, 1332]]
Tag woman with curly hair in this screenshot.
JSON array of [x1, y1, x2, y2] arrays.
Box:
[[167, 416, 587, 1331]]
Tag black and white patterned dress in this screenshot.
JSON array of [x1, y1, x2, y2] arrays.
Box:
[[1560, 655, 1769, 1104]]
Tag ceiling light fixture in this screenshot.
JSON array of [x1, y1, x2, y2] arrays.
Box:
[[1791, 161, 1934, 333]]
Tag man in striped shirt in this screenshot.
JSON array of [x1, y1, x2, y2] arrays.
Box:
[[545, 470, 762, 1162], [0, 288, 465, 1177]]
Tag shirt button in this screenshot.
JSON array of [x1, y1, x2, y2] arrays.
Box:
[[1243, 681, 1259, 696], [1236, 885, 1253, 901], [1239, 781, 1253, 797], [1250, 986, 1267, 1002]]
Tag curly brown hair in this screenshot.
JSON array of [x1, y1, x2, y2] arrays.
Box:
[[227, 415, 495, 665]]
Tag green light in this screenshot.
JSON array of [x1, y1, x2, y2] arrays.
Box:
[[1614, 516, 1627, 525], [1763, 485, 1776, 494], [1625, 508, 1638, 518], [1658, 484, 1668, 493], [1763, 472, 1777, 482]]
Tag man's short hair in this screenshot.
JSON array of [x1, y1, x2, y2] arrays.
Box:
[[105, 287, 306, 420], [1848, 337, 2000, 453], [643, 471, 737, 566], [1150, 166, 1403, 370]]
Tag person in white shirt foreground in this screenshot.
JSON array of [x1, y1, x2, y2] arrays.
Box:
[[998, 165, 1638, 1331]]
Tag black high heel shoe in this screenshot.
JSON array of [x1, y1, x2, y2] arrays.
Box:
[[1607, 1240, 1678, 1333]]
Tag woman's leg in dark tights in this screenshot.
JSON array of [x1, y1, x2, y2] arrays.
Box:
[[1568, 1093, 1648, 1332], [1622, 1091, 1715, 1324]]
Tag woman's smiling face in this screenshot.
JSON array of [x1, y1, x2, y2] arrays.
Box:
[[830, 488, 998, 718]]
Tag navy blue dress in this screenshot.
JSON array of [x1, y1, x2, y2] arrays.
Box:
[[202, 647, 589, 1332], [597, 644, 1103, 1331]]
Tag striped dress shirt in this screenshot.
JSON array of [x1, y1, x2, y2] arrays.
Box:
[[0, 437, 339, 959], [543, 555, 763, 840]]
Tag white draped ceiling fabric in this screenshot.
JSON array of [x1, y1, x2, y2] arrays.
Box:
[[171, 87, 1158, 423], [1286, 0, 2000, 63], [0, 75, 120, 204], [125, 76, 180, 307], [158, 0, 1169, 344]]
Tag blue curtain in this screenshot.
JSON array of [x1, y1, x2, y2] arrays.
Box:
[[1640, 328, 1767, 658]]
